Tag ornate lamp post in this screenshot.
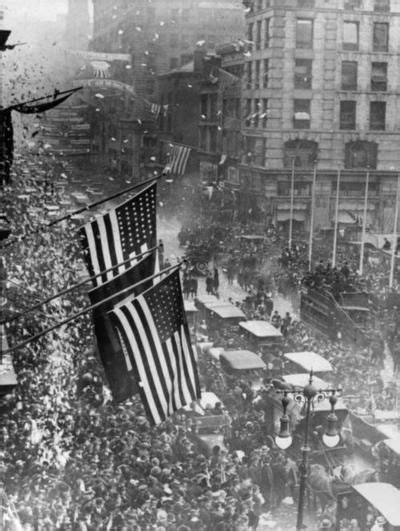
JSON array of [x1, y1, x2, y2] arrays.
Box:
[[274, 372, 341, 530]]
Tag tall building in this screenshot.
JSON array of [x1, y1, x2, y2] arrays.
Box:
[[66, 0, 91, 50], [240, 0, 400, 235], [91, 0, 245, 97]]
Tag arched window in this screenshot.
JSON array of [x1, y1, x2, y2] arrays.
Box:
[[283, 139, 318, 168], [345, 141, 377, 169]]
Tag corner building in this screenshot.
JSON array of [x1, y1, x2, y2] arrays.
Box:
[[241, 0, 400, 235]]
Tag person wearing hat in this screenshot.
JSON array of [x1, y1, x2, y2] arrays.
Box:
[[371, 516, 387, 530]]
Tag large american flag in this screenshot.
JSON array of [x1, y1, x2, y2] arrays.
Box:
[[79, 182, 157, 287], [165, 143, 192, 176], [87, 255, 155, 402], [109, 270, 201, 425]]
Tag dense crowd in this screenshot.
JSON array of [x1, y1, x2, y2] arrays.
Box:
[[1, 155, 400, 530], [2, 157, 306, 530]]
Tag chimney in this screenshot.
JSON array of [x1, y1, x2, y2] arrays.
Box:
[[193, 46, 207, 73]]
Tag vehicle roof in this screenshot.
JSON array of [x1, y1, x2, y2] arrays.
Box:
[[208, 347, 224, 360], [353, 483, 400, 526], [199, 392, 223, 410], [220, 350, 266, 371], [209, 304, 246, 319], [239, 320, 283, 338], [236, 234, 266, 240], [282, 373, 330, 389], [283, 352, 333, 372], [341, 305, 369, 312], [184, 300, 198, 313], [383, 437, 400, 455], [195, 294, 220, 306]]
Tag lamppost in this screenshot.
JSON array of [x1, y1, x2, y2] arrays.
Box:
[[274, 372, 341, 530]]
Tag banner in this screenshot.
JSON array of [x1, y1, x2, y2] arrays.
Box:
[[67, 50, 131, 62], [73, 78, 136, 96]]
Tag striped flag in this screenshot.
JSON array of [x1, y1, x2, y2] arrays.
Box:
[[165, 143, 191, 176], [79, 182, 157, 287], [150, 103, 161, 119], [109, 270, 201, 425], [88, 254, 155, 402]]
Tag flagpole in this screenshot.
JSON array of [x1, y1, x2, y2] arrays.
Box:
[[389, 173, 400, 288], [0, 86, 83, 114], [288, 159, 295, 249], [359, 168, 370, 276], [2, 262, 184, 355], [3, 174, 164, 248], [2, 246, 159, 325], [332, 168, 341, 268], [308, 164, 317, 272]]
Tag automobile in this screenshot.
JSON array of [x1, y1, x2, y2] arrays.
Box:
[[239, 320, 283, 353], [219, 349, 267, 391], [205, 303, 246, 335], [283, 351, 333, 376]]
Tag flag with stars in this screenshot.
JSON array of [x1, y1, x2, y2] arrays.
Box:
[[109, 269, 201, 425], [79, 182, 157, 287]]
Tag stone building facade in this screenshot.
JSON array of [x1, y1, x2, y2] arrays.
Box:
[[240, 0, 400, 235]]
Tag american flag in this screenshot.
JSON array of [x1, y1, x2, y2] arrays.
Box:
[[88, 254, 155, 402], [79, 182, 157, 287], [150, 103, 161, 119], [109, 270, 201, 425], [164, 143, 191, 176]]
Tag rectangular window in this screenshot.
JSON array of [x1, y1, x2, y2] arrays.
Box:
[[200, 95, 207, 117], [341, 61, 358, 90], [373, 22, 389, 52], [245, 99, 252, 127], [374, 0, 390, 12], [181, 35, 190, 49], [209, 127, 217, 152], [170, 34, 179, 48], [256, 20, 262, 50], [296, 19, 313, 49], [371, 62, 387, 91], [340, 100, 356, 130], [255, 60, 261, 89], [343, 21, 359, 50], [199, 127, 207, 151], [263, 59, 269, 88], [294, 58, 312, 89], [248, 23, 254, 46], [245, 136, 266, 166], [264, 18, 271, 48], [261, 98, 268, 128], [207, 34, 216, 49], [254, 98, 260, 128], [344, 0, 362, 9], [247, 62, 253, 89], [370, 101, 386, 130], [293, 99, 311, 129], [298, 0, 315, 6]]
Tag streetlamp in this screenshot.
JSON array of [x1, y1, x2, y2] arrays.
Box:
[[274, 372, 341, 530]]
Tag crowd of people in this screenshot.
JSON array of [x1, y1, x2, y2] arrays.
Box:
[[2, 156, 309, 530], [1, 152, 400, 530]]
